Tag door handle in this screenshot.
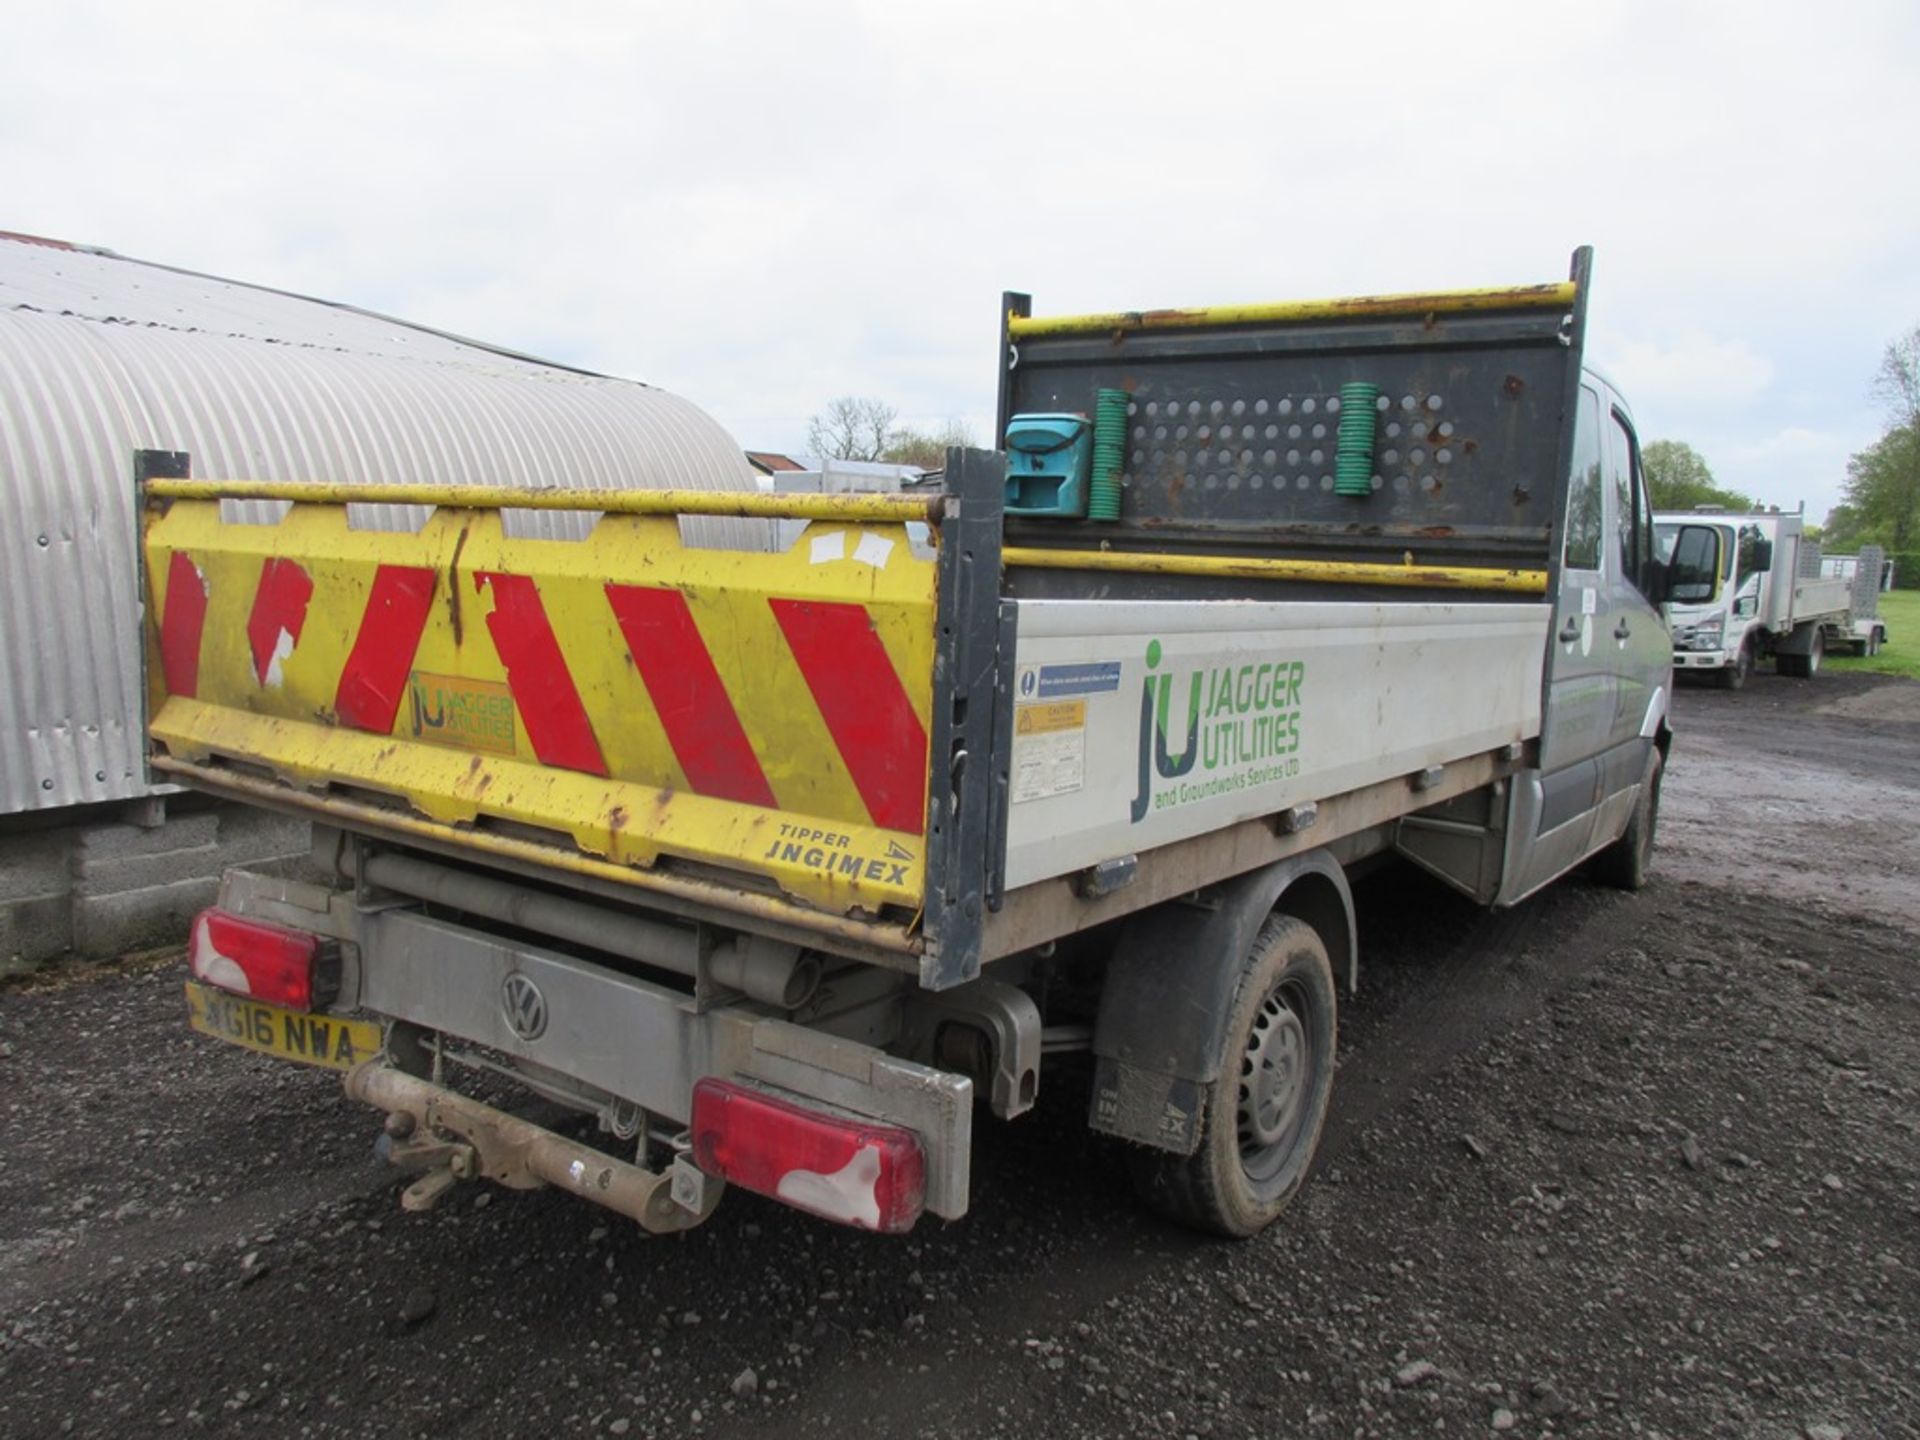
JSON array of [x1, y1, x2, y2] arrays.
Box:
[[1613, 620, 1632, 640], [1559, 619, 1580, 642]]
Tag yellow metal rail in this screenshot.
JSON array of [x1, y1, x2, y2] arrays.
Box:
[[1002, 545, 1548, 596], [1009, 281, 1578, 340], [152, 756, 922, 959], [142, 478, 946, 524]]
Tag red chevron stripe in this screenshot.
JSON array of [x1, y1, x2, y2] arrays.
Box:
[[477, 571, 607, 776], [606, 584, 776, 807], [768, 599, 927, 834], [157, 550, 208, 699], [333, 565, 436, 734], [246, 557, 314, 686]]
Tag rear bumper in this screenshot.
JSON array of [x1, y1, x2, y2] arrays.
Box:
[[214, 864, 975, 1220]]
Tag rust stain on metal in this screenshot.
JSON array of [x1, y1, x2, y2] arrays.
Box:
[[446, 523, 470, 646], [1502, 375, 1525, 399], [608, 804, 629, 833]]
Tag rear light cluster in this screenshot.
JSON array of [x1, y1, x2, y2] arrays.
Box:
[[691, 1078, 926, 1233], [188, 909, 335, 1011]]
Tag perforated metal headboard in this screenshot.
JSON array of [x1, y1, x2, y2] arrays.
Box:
[[998, 248, 1592, 573]]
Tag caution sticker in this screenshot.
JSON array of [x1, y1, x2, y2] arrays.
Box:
[[1012, 699, 1086, 803]]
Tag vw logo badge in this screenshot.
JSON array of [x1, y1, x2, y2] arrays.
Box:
[[500, 972, 548, 1042]]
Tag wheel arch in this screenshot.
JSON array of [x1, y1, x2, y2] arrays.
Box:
[[1271, 866, 1357, 997], [1087, 849, 1354, 1156]]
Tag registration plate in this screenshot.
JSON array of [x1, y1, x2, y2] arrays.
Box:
[[184, 981, 384, 1071]]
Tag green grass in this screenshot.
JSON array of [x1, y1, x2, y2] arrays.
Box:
[[1824, 588, 1920, 680]]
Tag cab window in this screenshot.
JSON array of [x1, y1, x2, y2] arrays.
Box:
[[1605, 410, 1643, 585], [1563, 388, 1604, 572]]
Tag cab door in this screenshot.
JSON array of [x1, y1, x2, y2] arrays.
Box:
[[1601, 396, 1669, 756], [1521, 382, 1613, 882], [1505, 379, 1670, 905]]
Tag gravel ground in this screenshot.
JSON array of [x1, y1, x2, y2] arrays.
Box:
[[2, 671, 1916, 1440]]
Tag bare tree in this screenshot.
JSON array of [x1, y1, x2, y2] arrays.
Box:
[[1873, 327, 1920, 428], [806, 397, 898, 462]]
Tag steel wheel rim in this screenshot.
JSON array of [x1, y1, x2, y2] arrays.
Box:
[[1237, 977, 1314, 1181]]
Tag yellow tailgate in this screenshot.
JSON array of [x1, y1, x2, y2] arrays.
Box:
[[143, 491, 939, 916]]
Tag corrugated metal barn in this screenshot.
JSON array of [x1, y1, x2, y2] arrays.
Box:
[[0, 230, 758, 966]]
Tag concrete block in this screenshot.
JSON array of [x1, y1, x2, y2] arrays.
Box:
[[70, 875, 218, 958], [211, 808, 310, 865], [73, 842, 222, 895], [75, 812, 220, 861], [0, 891, 73, 969], [0, 830, 77, 903]]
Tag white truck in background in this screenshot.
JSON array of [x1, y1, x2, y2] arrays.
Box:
[[1656, 510, 1885, 687]]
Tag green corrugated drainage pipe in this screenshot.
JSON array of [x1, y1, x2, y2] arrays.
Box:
[[1336, 382, 1380, 497], [1089, 388, 1128, 520]]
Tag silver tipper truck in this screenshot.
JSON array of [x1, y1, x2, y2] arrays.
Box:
[[142, 246, 1722, 1239]]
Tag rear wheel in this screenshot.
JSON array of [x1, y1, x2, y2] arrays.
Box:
[[1128, 915, 1336, 1238], [1780, 627, 1824, 679], [1594, 746, 1663, 891]]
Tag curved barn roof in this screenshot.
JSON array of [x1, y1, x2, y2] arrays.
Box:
[[0, 232, 758, 814]]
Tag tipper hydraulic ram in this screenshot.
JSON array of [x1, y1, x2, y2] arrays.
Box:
[[143, 247, 1721, 1238]]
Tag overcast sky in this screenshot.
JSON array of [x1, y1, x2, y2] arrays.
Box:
[[8, 1, 1917, 521]]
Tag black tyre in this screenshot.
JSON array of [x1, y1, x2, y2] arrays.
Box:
[[1779, 628, 1823, 679], [1594, 746, 1663, 891], [1128, 915, 1337, 1238], [1718, 641, 1753, 690]]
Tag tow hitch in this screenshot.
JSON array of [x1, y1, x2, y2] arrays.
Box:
[[345, 1062, 723, 1233]]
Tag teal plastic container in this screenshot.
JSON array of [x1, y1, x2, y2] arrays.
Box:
[[1004, 413, 1094, 517]]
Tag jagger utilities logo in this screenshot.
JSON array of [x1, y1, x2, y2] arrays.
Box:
[[1130, 639, 1307, 822]]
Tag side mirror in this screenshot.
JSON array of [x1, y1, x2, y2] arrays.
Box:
[[1748, 537, 1773, 574], [1665, 524, 1723, 605]]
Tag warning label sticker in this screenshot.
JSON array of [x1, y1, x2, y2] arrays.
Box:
[[1016, 661, 1121, 700], [1012, 699, 1087, 803]]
